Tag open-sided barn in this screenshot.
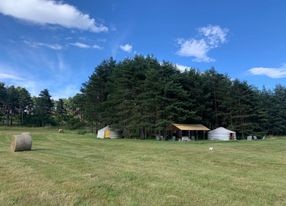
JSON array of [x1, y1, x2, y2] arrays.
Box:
[[167, 123, 210, 140]]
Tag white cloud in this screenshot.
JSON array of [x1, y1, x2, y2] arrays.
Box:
[[175, 64, 190, 72], [70, 42, 102, 49], [24, 40, 102, 50], [70, 42, 90, 48], [177, 25, 228, 62], [177, 39, 213, 62], [120, 43, 133, 53], [249, 65, 286, 78], [92, 44, 102, 49], [24, 40, 63, 50], [0, 0, 108, 32], [199, 25, 228, 46], [0, 72, 24, 81], [41, 44, 62, 50]]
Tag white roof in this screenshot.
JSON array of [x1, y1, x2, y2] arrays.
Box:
[[98, 125, 110, 131], [97, 125, 120, 139], [209, 127, 235, 133]]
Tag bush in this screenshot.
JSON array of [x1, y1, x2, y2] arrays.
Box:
[[67, 117, 86, 130]]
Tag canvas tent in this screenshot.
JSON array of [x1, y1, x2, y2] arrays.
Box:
[[208, 127, 236, 141], [97, 126, 120, 139]]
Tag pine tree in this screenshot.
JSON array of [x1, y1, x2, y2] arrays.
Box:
[[55, 98, 67, 126], [34, 89, 54, 126], [230, 81, 257, 138], [6, 86, 20, 126], [81, 57, 116, 132], [17, 87, 32, 125], [200, 68, 232, 129], [0, 83, 7, 124]]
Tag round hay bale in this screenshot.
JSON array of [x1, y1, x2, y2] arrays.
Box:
[[11, 133, 32, 152]]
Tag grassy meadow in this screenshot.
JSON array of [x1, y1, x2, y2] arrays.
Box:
[[0, 127, 286, 206]]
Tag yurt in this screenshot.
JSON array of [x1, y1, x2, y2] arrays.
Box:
[[208, 127, 236, 141], [97, 126, 120, 139]]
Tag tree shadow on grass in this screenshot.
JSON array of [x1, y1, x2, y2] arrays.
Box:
[[32, 148, 52, 151]]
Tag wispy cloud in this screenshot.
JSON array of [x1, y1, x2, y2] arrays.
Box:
[[92, 44, 102, 49], [24, 40, 63, 50], [52, 84, 79, 100], [70, 42, 90, 49], [0, 72, 24, 81], [0, 55, 77, 98], [120, 43, 133, 53], [176, 25, 228, 62], [0, 63, 24, 81], [70, 42, 102, 49], [12, 79, 39, 96], [0, 0, 108, 32], [0, 63, 39, 96], [23, 40, 102, 50], [249, 64, 286, 78]]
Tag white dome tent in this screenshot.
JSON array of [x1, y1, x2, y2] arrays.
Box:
[[208, 127, 236, 141], [97, 126, 120, 139]]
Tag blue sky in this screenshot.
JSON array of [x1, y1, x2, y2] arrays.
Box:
[[0, 0, 286, 98]]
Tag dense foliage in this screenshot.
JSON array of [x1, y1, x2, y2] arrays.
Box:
[[2, 56, 286, 138], [0, 86, 68, 127], [80, 56, 286, 138]]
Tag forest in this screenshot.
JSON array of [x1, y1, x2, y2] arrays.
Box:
[[1, 56, 286, 139]]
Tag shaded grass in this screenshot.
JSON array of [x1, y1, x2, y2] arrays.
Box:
[[0, 128, 286, 205]]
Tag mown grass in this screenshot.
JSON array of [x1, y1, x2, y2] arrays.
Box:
[[0, 127, 286, 206]]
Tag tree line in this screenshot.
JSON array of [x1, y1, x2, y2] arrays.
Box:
[[0, 84, 81, 129], [80, 56, 286, 139], [2, 55, 286, 139]]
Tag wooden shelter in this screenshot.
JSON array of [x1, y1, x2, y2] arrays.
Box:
[[167, 123, 210, 140]]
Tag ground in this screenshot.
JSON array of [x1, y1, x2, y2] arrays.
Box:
[[0, 127, 286, 206]]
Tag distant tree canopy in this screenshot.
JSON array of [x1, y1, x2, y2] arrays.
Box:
[[79, 55, 286, 138], [2, 55, 286, 138]]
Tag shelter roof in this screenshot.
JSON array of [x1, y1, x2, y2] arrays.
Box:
[[169, 123, 210, 131]]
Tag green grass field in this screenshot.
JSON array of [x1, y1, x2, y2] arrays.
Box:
[[0, 127, 286, 206]]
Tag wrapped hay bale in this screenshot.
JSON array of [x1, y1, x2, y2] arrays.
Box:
[[11, 133, 32, 152]]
